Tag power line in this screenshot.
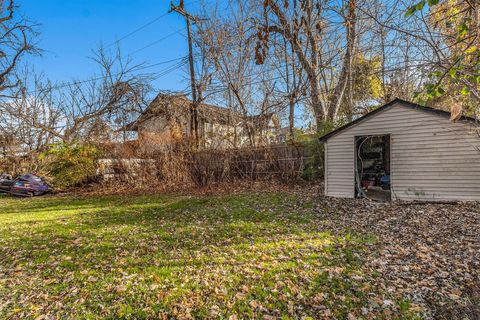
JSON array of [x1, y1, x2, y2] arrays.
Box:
[[153, 58, 190, 79], [25, 56, 189, 95], [22, 7, 195, 96], [29, 3, 199, 95], [105, 0, 199, 48], [202, 59, 434, 99], [105, 13, 171, 48], [129, 27, 187, 55], [24, 38, 433, 102]]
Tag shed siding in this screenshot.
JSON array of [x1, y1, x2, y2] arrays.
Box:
[[325, 102, 480, 201]]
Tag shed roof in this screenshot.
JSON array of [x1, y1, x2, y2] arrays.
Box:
[[318, 98, 478, 142]]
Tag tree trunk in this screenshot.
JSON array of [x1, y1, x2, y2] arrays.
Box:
[[268, 1, 325, 125], [327, 0, 357, 119], [289, 94, 295, 137]]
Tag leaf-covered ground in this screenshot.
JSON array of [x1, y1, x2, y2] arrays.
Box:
[[0, 188, 478, 319]]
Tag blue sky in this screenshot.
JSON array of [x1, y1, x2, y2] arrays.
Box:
[[19, 1, 310, 127], [20, 0, 196, 92]]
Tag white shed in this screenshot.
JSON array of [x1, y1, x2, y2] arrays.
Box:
[[319, 99, 480, 201]]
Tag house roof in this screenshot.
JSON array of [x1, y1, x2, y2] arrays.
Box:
[[318, 98, 478, 142], [246, 112, 278, 128], [123, 93, 277, 131]]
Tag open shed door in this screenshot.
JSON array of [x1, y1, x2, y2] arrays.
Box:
[[354, 135, 391, 201]]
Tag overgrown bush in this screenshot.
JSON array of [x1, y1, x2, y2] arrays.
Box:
[[40, 142, 102, 189], [295, 122, 335, 181], [300, 138, 323, 181]]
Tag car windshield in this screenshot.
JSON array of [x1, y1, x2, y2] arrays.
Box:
[[30, 176, 43, 182], [20, 175, 43, 183]]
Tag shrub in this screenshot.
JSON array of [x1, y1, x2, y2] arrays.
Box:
[[296, 121, 335, 181], [300, 138, 324, 181], [40, 142, 101, 189]]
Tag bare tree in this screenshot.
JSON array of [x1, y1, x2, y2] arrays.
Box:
[[53, 46, 153, 142], [0, 0, 38, 97], [197, 0, 284, 147], [0, 45, 154, 161], [192, 0, 460, 132], [358, 0, 480, 113], [253, 0, 358, 126], [0, 69, 60, 173]]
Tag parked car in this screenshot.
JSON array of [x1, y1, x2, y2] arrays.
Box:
[[0, 173, 14, 193], [9, 174, 50, 197]]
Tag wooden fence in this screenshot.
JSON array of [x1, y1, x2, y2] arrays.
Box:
[[188, 144, 310, 185], [98, 143, 320, 186]]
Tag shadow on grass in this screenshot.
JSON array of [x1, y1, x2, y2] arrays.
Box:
[[0, 193, 324, 266], [0, 193, 395, 320]]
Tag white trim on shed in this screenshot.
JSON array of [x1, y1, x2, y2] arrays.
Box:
[[321, 99, 480, 201]]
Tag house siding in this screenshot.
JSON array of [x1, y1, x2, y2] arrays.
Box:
[[325, 101, 480, 201]]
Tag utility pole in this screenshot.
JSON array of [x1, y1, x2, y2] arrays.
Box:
[[170, 0, 199, 148]]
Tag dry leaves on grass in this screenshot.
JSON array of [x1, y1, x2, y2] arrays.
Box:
[[0, 185, 478, 319], [299, 187, 480, 320]]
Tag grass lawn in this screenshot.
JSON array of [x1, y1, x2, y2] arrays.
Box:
[[0, 192, 421, 319]]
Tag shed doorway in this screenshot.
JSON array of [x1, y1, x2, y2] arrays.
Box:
[[354, 135, 391, 201]]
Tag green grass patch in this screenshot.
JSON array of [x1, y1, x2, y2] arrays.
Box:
[[0, 192, 418, 319]]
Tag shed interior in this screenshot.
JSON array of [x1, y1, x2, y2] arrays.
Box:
[[354, 135, 391, 201]]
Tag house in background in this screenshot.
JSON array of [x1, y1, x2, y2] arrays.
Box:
[[320, 98, 480, 202], [121, 93, 280, 150]]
